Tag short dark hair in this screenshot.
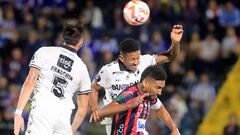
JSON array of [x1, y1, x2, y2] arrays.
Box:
[[119, 39, 140, 54], [63, 21, 85, 45], [140, 65, 167, 82]]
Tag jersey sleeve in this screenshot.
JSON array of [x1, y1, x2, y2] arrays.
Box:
[[151, 98, 162, 110], [115, 87, 138, 104], [95, 65, 111, 89], [77, 65, 91, 95], [115, 91, 128, 104], [141, 54, 157, 66], [29, 48, 44, 70]]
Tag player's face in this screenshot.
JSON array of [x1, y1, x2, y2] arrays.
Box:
[[120, 51, 140, 71], [147, 80, 165, 97]]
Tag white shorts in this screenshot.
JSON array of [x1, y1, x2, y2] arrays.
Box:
[[25, 105, 73, 135], [100, 117, 112, 135], [105, 124, 112, 135]]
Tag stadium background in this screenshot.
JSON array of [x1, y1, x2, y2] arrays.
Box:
[[0, 0, 239, 135]]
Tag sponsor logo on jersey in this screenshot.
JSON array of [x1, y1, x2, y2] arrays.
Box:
[[111, 80, 139, 91], [57, 54, 74, 72], [117, 124, 124, 135], [137, 119, 146, 132]]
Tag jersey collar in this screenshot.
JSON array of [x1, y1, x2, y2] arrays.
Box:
[[59, 45, 77, 53], [118, 60, 133, 72]]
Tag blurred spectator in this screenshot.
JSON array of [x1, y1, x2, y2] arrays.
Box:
[[35, 15, 53, 42], [219, 1, 240, 27], [93, 32, 118, 67], [82, 0, 103, 38], [182, 70, 197, 91], [0, 108, 14, 135], [205, 0, 220, 25], [188, 32, 201, 59], [24, 30, 43, 60], [182, 0, 203, 39], [169, 92, 188, 127], [18, 12, 34, 41], [197, 33, 220, 74], [190, 73, 216, 114], [0, 4, 17, 41], [223, 113, 240, 135], [221, 26, 239, 68], [166, 61, 185, 86], [6, 48, 26, 84], [144, 30, 168, 54], [63, 0, 79, 19]]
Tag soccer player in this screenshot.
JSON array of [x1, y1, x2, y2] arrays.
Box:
[[90, 65, 180, 135], [90, 25, 183, 135], [14, 21, 91, 135]]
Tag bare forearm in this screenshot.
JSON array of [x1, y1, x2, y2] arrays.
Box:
[[90, 80, 102, 111], [16, 82, 34, 110], [99, 102, 132, 117], [90, 89, 99, 111], [164, 42, 180, 60], [72, 94, 89, 133], [169, 41, 180, 60], [157, 105, 178, 131], [72, 110, 87, 133]]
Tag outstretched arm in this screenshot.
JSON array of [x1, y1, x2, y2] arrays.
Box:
[[14, 67, 39, 135], [155, 105, 180, 135], [156, 25, 183, 64], [90, 93, 149, 123]]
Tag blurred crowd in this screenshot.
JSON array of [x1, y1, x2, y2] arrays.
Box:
[[0, 0, 240, 135]]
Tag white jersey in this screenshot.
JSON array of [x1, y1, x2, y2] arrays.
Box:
[[29, 45, 91, 110], [96, 54, 163, 127], [96, 54, 157, 103]]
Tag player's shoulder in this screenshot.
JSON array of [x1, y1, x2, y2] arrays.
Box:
[[37, 46, 59, 53], [101, 60, 119, 71], [116, 85, 139, 102], [140, 54, 156, 59], [119, 85, 138, 96]]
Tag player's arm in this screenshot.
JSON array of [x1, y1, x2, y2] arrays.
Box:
[[14, 67, 40, 135], [156, 25, 183, 64], [90, 93, 149, 123], [72, 93, 89, 134], [89, 80, 103, 121], [155, 105, 180, 135]]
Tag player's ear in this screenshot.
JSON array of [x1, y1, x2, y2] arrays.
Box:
[[119, 54, 124, 62], [142, 80, 148, 88]]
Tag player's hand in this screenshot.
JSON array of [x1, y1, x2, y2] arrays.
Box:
[[129, 92, 149, 108], [170, 128, 181, 135], [14, 114, 24, 135], [89, 109, 104, 123], [171, 24, 183, 44]]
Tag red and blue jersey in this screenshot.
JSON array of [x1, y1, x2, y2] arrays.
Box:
[[111, 85, 162, 135]]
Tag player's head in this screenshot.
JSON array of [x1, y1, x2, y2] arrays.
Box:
[[140, 65, 167, 96], [119, 39, 141, 71], [63, 21, 85, 49]]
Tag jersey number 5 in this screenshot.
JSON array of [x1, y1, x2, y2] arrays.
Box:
[[52, 75, 68, 99]]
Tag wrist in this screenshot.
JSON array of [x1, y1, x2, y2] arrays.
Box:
[[15, 109, 23, 115], [91, 106, 99, 111], [172, 40, 180, 45]]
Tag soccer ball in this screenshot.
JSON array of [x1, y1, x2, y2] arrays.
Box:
[[123, 0, 150, 26]]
